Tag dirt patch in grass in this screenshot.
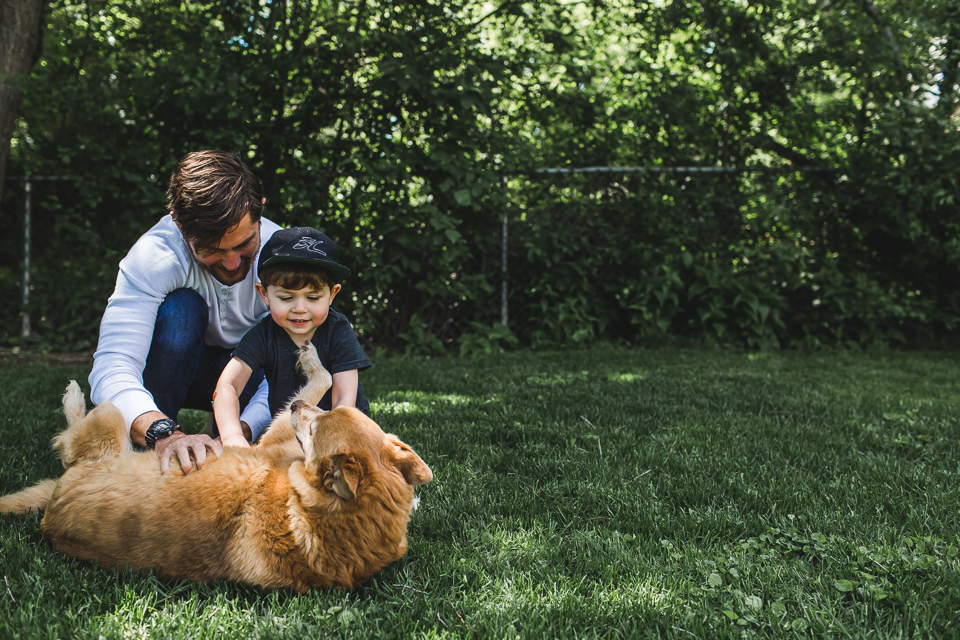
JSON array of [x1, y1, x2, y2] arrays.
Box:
[[0, 348, 94, 367]]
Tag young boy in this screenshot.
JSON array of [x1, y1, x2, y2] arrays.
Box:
[[213, 227, 371, 448]]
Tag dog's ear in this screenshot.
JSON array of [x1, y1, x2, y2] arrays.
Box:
[[387, 436, 433, 486], [323, 454, 361, 500]]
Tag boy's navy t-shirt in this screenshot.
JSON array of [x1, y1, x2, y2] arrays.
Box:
[[232, 309, 371, 418]]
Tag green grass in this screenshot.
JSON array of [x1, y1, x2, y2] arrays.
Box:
[[1, 347, 959, 639]]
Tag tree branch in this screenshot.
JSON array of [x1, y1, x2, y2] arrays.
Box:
[[861, 0, 911, 95]]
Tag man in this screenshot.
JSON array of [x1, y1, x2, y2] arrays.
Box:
[[89, 150, 281, 474]]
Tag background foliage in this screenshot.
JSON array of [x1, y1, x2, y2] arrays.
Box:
[[2, 0, 959, 351]]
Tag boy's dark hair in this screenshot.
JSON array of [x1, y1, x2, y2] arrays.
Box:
[[167, 150, 264, 251], [259, 262, 337, 292]]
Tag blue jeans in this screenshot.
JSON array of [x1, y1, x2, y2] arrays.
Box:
[[142, 289, 264, 437]]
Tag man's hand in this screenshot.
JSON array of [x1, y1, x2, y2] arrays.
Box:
[[155, 431, 223, 475]]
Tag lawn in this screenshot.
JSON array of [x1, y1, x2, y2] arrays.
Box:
[[1, 347, 958, 639]]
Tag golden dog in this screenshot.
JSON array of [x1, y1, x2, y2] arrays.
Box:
[[0, 344, 432, 591]]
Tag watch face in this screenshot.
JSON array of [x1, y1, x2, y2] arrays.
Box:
[[146, 418, 179, 448]]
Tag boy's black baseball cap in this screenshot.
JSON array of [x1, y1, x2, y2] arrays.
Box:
[[257, 227, 351, 280]]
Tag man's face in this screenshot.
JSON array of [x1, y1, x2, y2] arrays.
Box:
[[185, 213, 261, 286]]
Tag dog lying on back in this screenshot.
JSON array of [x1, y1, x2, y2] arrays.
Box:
[[0, 344, 432, 591]]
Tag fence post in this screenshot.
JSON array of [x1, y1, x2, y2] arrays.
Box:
[[21, 176, 32, 338], [6, 174, 74, 339], [500, 174, 509, 327]]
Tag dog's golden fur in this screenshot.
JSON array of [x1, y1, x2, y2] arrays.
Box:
[[0, 344, 432, 591]]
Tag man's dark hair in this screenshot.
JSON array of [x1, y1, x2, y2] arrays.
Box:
[[167, 151, 264, 250], [259, 263, 337, 292]]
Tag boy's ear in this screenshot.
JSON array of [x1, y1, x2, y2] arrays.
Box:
[[255, 283, 270, 305], [328, 283, 342, 303]]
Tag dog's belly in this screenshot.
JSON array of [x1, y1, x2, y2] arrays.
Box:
[[40, 451, 287, 584]]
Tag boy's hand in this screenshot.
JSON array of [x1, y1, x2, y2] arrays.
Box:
[[221, 435, 251, 449]]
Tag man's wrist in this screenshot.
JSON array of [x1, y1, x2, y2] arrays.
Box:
[[132, 410, 167, 447], [144, 418, 182, 449]]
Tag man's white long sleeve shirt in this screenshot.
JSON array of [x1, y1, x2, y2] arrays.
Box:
[[89, 214, 281, 432]]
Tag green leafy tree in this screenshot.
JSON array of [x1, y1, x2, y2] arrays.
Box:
[[3, 0, 960, 349]]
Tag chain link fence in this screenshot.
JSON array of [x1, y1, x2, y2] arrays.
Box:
[[1, 165, 844, 350], [500, 166, 841, 346]]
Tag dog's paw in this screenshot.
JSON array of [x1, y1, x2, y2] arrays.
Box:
[[296, 342, 330, 383], [295, 342, 320, 371]]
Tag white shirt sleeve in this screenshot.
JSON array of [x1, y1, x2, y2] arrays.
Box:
[[241, 376, 272, 441], [89, 228, 188, 429]]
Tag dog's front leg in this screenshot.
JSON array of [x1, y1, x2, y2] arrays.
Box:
[[256, 343, 331, 451]]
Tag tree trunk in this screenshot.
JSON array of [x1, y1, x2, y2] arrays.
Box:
[[0, 0, 45, 204]]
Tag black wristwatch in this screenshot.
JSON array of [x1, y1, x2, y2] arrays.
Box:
[[144, 418, 181, 449]]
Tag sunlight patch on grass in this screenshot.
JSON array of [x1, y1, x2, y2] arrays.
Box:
[[591, 577, 681, 616], [526, 371, 590, 387], [475, 573, 680, 621], [372, 400, 424, 415], [605, 372, 648, 383], [374, 391, 502, 416], [465, 522, 557, 574]]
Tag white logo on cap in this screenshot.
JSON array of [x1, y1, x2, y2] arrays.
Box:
[[293, 237, 328, 256]]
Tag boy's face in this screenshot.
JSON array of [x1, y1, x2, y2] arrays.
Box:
[[255, 282, 342, 345]]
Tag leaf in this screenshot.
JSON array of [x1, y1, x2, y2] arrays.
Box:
[[444, 229, 462, 244], [453, 189, 472, 206], [721, 609, 738, 620], [834, 579, 856, 592], [743, 595, 762, 610], [757, 304, 770, 323], [790, 619, 808, 631], [708, 572, 723, 588]]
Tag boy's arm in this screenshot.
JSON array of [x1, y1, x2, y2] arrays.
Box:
[[214, 357, 255, 448], [331, 370, 359, 409]]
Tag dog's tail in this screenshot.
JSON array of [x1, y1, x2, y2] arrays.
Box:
[[0, 479, 57, 516], [0, 382, 86, 516], [62, 380, 87, 429]]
